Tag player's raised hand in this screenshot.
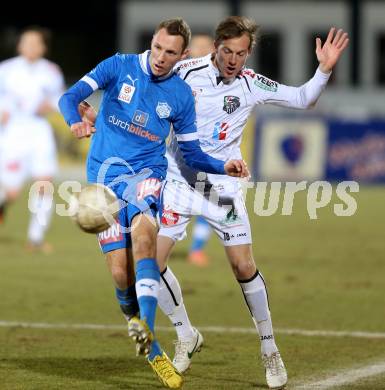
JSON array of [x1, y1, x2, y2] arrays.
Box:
[[70, 121, 96, 139], [316, 27, 349, 73], [224, 159, 250, 178], [78, 100, 97, 126]]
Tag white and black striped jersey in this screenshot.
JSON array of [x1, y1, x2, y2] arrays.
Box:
[[166, 53, 331, 186]]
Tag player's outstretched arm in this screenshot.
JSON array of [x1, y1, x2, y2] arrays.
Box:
[[316, 27, 349, 73], [224, 159, 250, 178], [68, 101, 97, 139], [59, 80, 95, 138], [178, 139, 249, 177]]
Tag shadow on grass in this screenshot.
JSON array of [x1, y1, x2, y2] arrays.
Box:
[[3, 355, 266, 389], [6, 356, 162, 389]]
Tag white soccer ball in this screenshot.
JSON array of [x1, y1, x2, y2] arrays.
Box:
[[69, 184, 120, 234]]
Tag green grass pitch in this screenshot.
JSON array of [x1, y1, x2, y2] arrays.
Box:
[[1, 184, 384, 389]]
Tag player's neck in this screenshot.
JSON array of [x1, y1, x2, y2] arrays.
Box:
[[212, 57, 235, 84]]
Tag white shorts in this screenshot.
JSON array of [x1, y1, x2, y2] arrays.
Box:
[[158, 179, 252, 246], [0, 117, 57, 191]]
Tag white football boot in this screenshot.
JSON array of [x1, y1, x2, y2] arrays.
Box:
[[172, 327, 204, 373], [262, 351, 288, 389]]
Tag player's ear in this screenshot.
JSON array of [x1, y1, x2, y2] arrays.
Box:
[[180, 48, 190, 60]]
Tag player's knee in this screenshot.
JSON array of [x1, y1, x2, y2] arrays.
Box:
[[132, 234, 156, 258], [231, 259, 256, 279]]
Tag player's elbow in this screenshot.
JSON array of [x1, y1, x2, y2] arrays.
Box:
[[58, 92, 70, 114]]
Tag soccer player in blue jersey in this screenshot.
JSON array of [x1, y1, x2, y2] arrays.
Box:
[[59, 18, 248, 389]]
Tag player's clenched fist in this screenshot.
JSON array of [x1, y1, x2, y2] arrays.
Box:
[[224, 159, 249, 178], [70, 121, 96, 139]]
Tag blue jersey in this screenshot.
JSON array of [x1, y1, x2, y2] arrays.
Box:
[[59, 51, 226, 185]]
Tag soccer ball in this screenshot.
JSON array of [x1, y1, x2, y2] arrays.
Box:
[[69, 184, 120, 234]]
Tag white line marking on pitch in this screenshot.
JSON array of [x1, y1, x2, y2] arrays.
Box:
[[293, 362, 385, 389], [0, 320, 385, 339]]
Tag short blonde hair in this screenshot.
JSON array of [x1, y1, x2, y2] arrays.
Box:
[[155, 18, 191, 51], [215, 16, 260, 50]]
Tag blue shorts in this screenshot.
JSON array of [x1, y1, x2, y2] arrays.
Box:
[[96, 173, 164, 254]]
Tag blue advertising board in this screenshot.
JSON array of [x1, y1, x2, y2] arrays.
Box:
[[253, 115, 385, 182]]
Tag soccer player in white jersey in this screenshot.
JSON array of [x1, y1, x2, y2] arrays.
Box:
[[156, 16, 349, 388], [0, 27, 64, 252]]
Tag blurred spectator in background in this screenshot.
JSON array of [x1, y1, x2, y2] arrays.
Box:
[[0, 26, 65, 252], [189, 33, 215, 58], [187, 33, 215, 267]]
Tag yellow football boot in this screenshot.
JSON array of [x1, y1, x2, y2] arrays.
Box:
[[148, 351, 184, 389], [127, 317, 153, 356]]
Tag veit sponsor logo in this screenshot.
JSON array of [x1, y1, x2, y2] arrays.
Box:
[[253, 75, 278, 92], [260, 335, 274, 341], [109, 115, 160, 142]]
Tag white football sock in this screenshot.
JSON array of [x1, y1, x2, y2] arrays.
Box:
[[239, 271, 278, 356], [27, 193, 53, 244], [158, 267, 195, 340]]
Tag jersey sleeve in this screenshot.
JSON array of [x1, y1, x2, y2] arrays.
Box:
[[59, 54, 122, 126], [250, 67, 331, 109], [81, 53, 122, 91]]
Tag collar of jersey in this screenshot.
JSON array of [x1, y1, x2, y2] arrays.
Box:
[[139, 50, 174, 82], [207, 55, 239, 85]]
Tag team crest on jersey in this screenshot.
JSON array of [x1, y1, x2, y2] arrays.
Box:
[[118, 83, 135, 104], [156, 102, 172, 119], [223, 96, 240, 114]]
